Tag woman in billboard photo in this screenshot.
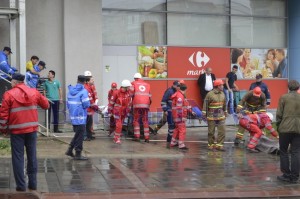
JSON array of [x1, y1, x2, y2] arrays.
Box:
[[265, 49, 279, 77]]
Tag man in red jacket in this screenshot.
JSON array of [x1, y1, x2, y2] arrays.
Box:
[[84, 71, 99, 141], [107, 82, 118, 136], [108, 79, 132, 144], [131, 73, 152, 142], [0, 73, 49, 192], [239, 112, 278, 153]]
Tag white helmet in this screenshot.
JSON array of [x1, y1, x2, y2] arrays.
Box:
[[84, 71, 92, 77], [266, 112, 273, 121], [133, 73, 142, 79], [121, 79, 132, 87]]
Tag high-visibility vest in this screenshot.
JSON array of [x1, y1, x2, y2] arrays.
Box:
[[132, 80, 151, 109]]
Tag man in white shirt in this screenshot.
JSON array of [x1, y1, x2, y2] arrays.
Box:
[[197, 67, 216, 102]]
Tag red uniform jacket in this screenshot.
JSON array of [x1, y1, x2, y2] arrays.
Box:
[[132, 79, 151, 109], [84, 83, 98, 115], [0, 83, 49, 134], [108, 88, 131, 117], [108, 89, 118, 102], [171, 90, 191, 123]]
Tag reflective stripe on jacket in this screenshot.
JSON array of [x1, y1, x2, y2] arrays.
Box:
[[0, 83, 49, 134]]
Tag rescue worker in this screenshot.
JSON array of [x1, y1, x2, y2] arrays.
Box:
[[25, 61, 46, 88], [0, 73, 49, 191], [160, 80, 181, 148], [152, 80, 184, 135], [131, 73, 151, 142], [107, 82, 118, 136], [108, 79, 132, 144], [65, 75, 90, 160], [249, 73, 271, 106], [239, 112, 278, 153], [170, 84, 194, 150], [83, 71, 99, 141], [234, 87, 267, 145], [202, 79, 228, 151]]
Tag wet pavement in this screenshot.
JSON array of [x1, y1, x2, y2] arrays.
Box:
[[0, 123, 300, 198]]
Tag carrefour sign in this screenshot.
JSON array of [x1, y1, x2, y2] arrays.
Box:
[[168, 47, 230, 78]]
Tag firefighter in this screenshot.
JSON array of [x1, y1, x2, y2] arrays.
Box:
[[107, 82, 118, 136], [108, 79, 132, 144], [202, 79, 228, 151], [83, 71, 99, 141], [249, 73, 271, 106], [131, 73, 152, 142], [234, 86, 267, 145], [170, 84, 194, 150], [239, 112, 278, 153]]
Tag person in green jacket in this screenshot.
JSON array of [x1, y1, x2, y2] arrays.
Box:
[[276, 80, 300, 184]]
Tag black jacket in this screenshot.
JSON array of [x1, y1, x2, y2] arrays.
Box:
[[197, 73, 216, 94]]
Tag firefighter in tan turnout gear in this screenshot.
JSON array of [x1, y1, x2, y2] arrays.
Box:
[[202, 79, 228, 151], [234, 87, 267, 145]]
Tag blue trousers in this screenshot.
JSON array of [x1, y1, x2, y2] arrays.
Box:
[[11, 132, 37, 191], [166, 111, 175, 143], [224, 88, 234, 114], [70, 125, 85, 152]]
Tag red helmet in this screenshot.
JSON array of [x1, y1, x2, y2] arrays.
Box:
[[253, 87, 262, 97], [111, 82, 117, 88], [213, 79, 224, 87]]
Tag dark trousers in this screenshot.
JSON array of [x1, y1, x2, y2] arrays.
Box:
[[279, 133, 300, 180], [155, 114, 167, 131], [47, 100, 60, 131], [166, 111, 175, 143], [84, 115, 93, 139], [200, 90, 210, 103], [11, 132, 37, 191], [70, 125, 85, 152]]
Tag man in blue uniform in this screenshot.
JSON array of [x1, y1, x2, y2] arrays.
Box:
[[65, 75, 90, 160], [249, 73, 271, 106]]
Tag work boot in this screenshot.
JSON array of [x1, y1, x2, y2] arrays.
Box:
[[179, 146, 189, 150], [145, 139, 150, 143], [234, 138, 241, 146], [277, 174, 291, 182], [74, 151, 88, 160], [65, 146, 74, 157]]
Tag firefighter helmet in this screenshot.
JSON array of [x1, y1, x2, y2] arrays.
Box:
[[111, 82, 117, 88], [253, 87, 262, 97], [266, 112, 273, 121], [213, 79, 224, 87], [134, 73, 142, 79], [84, 71, 92, 77], [121, 79, 132, 87], [179, 79, 185, 84]]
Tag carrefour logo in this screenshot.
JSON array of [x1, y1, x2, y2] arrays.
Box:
[[188, 51, 210, 68]]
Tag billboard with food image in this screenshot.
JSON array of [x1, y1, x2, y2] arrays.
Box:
[[231, 48, 288, 79], [138, 46, 167, 78]]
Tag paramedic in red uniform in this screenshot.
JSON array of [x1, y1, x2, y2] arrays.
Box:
[[170, 84, 194, 150], [239, 112, 278, 153], [131, 73, 152, 142], [107, 82, 118, 136], [0, 73, 49, 191], [108, 80, 132, 144], [83, 71, 99, 141]]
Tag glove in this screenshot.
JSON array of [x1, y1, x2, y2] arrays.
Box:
[[92, 105, 99, 111]]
